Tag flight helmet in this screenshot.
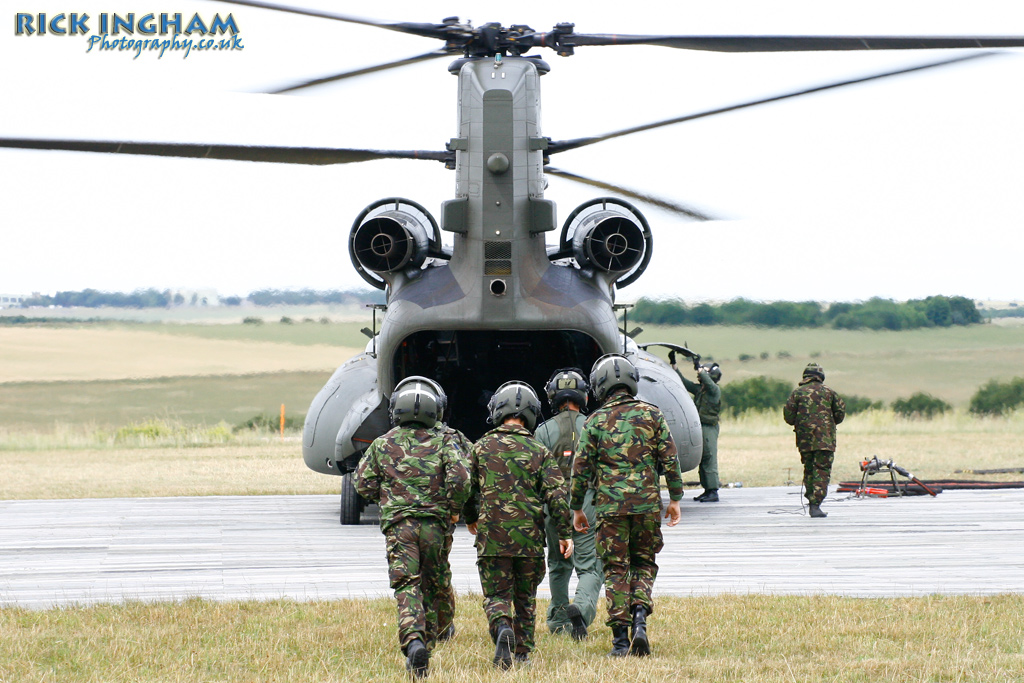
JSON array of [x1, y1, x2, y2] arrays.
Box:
[[389, 376, 445, 428], [545, 368, 589, 412], [590, 353, 639, 402], [487, 381, 543, 432], [702, 362, 723, 383]]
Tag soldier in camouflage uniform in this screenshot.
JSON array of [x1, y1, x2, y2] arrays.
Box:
[[671, 352, 723, 502], [464, 381, 574, 669], [355, 376, 471, 679], [535, 368, 603, 641], [573, 354, 683, 658], [428, 382, 473, 644], [783, 362, 846, 519]]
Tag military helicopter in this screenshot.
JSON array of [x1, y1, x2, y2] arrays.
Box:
[[3, 2, 1023, 524]]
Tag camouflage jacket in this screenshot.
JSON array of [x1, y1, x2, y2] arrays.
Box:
[[354, 423, 471, 533], [572, 390, 683, 518], [534, 409, 587, 481], [783, 378, 846, 452], [464, 423, 572, 557], [675, 367, 721, 426]]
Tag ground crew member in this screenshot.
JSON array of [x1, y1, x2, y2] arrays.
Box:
[[573, 354, 683, 657], [354, 376, 470, 679], [671, 351, 723, 502], [464, 381, 573, 669], [783, 362, 846, 518], [535, 368, 603, 641]]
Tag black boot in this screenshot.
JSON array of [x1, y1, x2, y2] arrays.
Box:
[[629, 606, 650, 657], [437, 623, 455, 642], [405, 639, 429, 679], [696, 489, 719, 503], [566, 603, 588, 641], [608, 625, 630, 657], [809, 503, 827, 518], [493, 623, 514, 670]]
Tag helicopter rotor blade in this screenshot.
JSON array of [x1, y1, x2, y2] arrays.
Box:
[[265, 50, 450, 94], [545, 167, 715, 222], [548, 51, 998, 155], [0, 138, 450, 165], [559, 33, 1024, 52], [206, 0, 458, 40]]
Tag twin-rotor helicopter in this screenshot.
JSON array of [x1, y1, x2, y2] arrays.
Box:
[[3, 2, 1023, 523]]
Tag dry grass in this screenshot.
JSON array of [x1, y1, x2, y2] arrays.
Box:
[[0, 326, 359, 383], [1, 594, 1021, 682], [0, 434, 336, 500]]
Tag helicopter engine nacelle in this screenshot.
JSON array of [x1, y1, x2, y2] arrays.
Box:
[[349, 198, 443, 288], [562, 198, 653, 287]]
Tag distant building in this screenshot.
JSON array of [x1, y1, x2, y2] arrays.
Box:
[[0, 293, 27, 309]]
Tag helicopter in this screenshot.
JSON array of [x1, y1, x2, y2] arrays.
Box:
[[3, 2, 1024, 525]]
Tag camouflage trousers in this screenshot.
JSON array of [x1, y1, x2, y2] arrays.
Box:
[[437, 521, 456, 637], [384, 516, 449, 654], [800, 449, 835, 505], [545, 489, 603, 633], [596, 513, 664, 627], [699, 423, 721, 490], [477, 555, 546, 655]]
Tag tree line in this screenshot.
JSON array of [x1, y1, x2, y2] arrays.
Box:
[[722, 375, 1024, 418], [18, 288, 383, 309], [631, 295, 982, 330]]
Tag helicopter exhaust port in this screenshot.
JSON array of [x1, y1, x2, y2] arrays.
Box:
[[349, 198, 445, 289], [559, 198, 654, 288], [489, 279, 507, 296]]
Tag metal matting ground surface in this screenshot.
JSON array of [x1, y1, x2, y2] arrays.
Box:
[[3, 486, 1023, 609]]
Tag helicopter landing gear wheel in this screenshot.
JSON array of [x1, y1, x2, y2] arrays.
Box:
[[340, 472, 363, 525]]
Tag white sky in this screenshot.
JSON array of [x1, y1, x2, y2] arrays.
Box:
[[2, 0, 1022, 303]]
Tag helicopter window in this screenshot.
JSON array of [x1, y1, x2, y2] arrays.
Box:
[[394, 329, 601, 441]]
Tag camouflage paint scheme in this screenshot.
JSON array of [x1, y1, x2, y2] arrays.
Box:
[[464, 422, 572, 654], [536, 408, 603, 632], [572, 389, 683, 626], [355, 424, 470, 653], [783, 376, 846, 505]]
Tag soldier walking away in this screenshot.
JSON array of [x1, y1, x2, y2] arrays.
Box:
[[573, 354, 683, 657], [354, 376, 471, 679], [535, 368, 603, 641], [671, 351, 723, 502], [464, 381, 573, 669], [783, 363, 846, 519], [428, 380, 473, 644]]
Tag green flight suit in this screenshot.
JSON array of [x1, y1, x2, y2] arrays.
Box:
[[535, 408, 603, 633], [675, 366, 722, 490]]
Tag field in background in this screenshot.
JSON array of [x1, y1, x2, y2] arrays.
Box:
[[640, 322, 1024, 405]]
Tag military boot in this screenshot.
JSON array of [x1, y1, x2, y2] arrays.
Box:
[[566, 603, 588, 641], [608, 625, 630, 657], [695, 489, 719, 502], [405, 639, 429, 679], [809, 504, 828, 518], [629, 605, 650, 657], [493, 623, 514, 670]]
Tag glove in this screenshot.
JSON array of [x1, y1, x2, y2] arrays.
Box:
[[668, 350, 677, 366], [692, 356, 701, 371]]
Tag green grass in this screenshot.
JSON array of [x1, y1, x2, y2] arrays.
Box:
[[2, 595, 1022, 682], [0, 371, 331, 430], [639, 323, 1024, 406]]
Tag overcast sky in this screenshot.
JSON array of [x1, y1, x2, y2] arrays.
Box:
[[2, 0, 1022, 303]]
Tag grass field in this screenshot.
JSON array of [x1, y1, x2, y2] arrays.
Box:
[[2, 594, 1022, 682]]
